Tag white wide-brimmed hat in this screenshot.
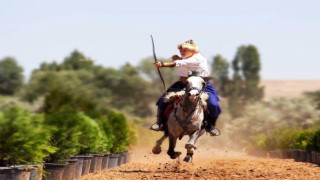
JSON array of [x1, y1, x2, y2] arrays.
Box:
[[177, 40, 200, 52]]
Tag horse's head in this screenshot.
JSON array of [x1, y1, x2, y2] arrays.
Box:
[[185, 76, 205, 103]]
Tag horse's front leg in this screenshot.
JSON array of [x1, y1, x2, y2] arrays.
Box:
[[152, 134, 168, 154], [184, 129, 205, 162], [167, 135, 181, 159]]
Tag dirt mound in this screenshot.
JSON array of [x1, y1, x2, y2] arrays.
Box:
[[82, 148, 320, 180]]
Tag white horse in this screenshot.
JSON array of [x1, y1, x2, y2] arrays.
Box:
[[152, 75, 208, 162]]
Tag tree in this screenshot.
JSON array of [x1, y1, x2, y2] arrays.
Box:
[[21, 71, 57, 102], [241, 45, 264, 102], [0, 57, 24, 95], [60, 50, 94, 71], [42, 71, 97, 116], [114, 63, 155, 117], [211, 55, 230, 97], [228, 45, 264, 117]]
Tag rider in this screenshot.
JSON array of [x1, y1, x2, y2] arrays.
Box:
[[150, 39, 221, 136]]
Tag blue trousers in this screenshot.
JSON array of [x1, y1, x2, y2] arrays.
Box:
[[156, 81, 221, 123]]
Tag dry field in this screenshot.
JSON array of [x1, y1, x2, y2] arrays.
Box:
[[261, 80, 320, 100]]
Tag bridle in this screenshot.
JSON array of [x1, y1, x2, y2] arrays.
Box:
[[174, 78, 206, 132]]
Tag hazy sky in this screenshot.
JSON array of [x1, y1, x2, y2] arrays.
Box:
[[1, 0, 319, 80]]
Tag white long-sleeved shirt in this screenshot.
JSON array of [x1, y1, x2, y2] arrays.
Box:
[[175, 53, 210, 77]]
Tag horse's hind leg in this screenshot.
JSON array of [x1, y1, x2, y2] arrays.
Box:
[[167, 135, 181, 159], [152, 134, 167, 154]]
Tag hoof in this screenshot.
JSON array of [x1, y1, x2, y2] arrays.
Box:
[[185, 143, 197, 150], [168, 151, 181, 159], [183, 155, 192, 163], [152, 146, 162, 154]]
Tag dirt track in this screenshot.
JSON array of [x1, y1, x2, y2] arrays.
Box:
[[82, 147, 320, 180]]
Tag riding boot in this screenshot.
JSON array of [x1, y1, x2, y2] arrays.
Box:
[[206, 116, 220, 136], [150, 109, 165, 131]]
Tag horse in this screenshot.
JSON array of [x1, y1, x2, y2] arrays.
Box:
[[152, 75, 208, 162]]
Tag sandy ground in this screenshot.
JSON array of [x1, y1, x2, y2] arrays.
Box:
[[82, 147, 320, 180]]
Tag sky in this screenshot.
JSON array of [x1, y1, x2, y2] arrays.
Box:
[[0, 0, 319, 80]]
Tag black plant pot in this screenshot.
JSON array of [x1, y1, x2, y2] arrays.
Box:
[[61, 159, 77, 180], [89, 155, 98, 173], [43, 163, 66, 180], [90, 154, 104, 173], [108, 154, 119, 169], [29, 164, 43, 180], [282, 149, 294, 159], [123, 151, 129, 164], [316, 153, 320, 166], [310, 152, 317, 164], [77, 155, 92, 176], [94, 155, 104, 172], [300, 151, 308, 162], [118, 152, 125, 166], [292, 149, 300, 162], [0, 167, 31, 180], [101, 154, 109, 170], [73, 157, 84, 180]]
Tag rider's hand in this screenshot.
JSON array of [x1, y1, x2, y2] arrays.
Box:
[[154, 61, 163, 68], [172, 55, 182, 61]]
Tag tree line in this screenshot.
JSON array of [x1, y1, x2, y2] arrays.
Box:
[[1, 45, 319, 153]]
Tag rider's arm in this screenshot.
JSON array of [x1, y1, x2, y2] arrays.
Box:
[[156, 54, 201, 68], [174, 55, 201, 67], [160, 61, 176, 67]]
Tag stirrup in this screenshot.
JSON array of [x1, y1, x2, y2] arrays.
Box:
[[208, 127, 221, 136]]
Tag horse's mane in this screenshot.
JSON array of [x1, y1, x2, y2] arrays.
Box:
[[164, 90, 209, 108]]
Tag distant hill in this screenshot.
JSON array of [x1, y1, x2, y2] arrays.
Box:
[[261, 80, 320, 101]]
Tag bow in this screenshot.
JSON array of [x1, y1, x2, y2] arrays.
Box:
[[150, 35, 166, 92]]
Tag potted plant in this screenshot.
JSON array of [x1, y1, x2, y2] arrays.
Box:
[[43, 106, 82, 180], [0, 106, 55, 180], [95, 116, 115, 170], [76, 112, 110, 174], [107, 110, 130, 168]]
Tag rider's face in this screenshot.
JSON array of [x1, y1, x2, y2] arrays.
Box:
[[179, 48, 195, 59]]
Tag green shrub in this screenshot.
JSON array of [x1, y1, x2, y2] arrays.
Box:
[[0, 106, 55, 166], [262, 127, 299, 151], [95, 116, 115, 153], [77, 113, 111, 154], [107, 110, 130, 153], [306, 129, 320, 151], [44, 106, 81, 163], [294, 130, 316, 150]]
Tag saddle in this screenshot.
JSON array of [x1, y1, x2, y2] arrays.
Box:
[[163, 96, 181, 120]]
